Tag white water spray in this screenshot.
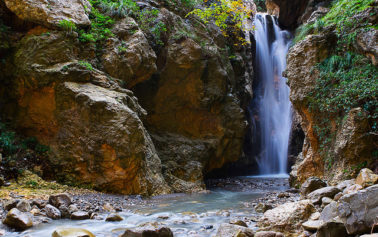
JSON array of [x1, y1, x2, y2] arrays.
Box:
[[253, 14, 292, 175]]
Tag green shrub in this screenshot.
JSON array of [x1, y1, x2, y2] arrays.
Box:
[[58, 19, 77, 33], [78, 60, 94, 71]]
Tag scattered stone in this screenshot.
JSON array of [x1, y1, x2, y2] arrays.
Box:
[[316, 221, 348, 237], [343, 184, 363, 195], [0, 229, 5, 236], [277, 192, 289, 198], [307, 186, 340, 204], [103, 203, 115, 212], [336, 179, 355, 191], [302, 220, 324, 231], [59, 205, 70, 218], [355, 168, 378, 188], [255, 231, 284, 237], [300, 177, 327, 196], [32, 199, 47, 209], [45, 204, 61, 219], [255, 203, 273, 213], [71, 211, 90, 220], [52, 228, 95, 237], [90, 212, 103, 220], [120, 227, 173, 237], [2, 208, 33, 230], [3, 199, 20, 211], [258, 200, 316, 233], [338, 184, 378, 234], [310, 212, 320, 220], [215, 223, 254, 237], [68, 204, 79, 214], [333, 192, 343, 201], [30, 207, 42, 216], [49, 194, 72, 208], [105, 213, 123, 222], [230, 220, 248, 227], [321, 197, 332, 206], [16, 200, 31, 212]]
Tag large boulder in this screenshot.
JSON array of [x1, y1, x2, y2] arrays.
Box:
[[52, 82, 171, 195], [300, 176, 327, 196], [337, 184, 378, 234], [215, 223, 254, 237], [3, 0, 91, 28], [258, 200, 316, 234], [355, 168, 378, 188], [307, 186, 340, 204], [49, 194, 71, 208], [2, 208, 33, 230], [45, 204, 61, 220]]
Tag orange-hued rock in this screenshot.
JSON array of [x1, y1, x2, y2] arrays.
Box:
[[133, 8, 253, 192]]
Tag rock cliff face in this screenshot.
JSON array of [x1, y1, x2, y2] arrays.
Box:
[[0, 0, 254, 194], [132, 6, 254, 192], [286, 1, 378, 185]]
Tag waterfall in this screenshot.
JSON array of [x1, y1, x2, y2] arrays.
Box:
[[251, 14, 292, 175]]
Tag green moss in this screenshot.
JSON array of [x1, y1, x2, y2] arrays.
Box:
[[78, 60, 94, 71]]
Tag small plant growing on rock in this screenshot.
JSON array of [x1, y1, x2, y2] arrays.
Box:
[[58, 19, 77, 33], [78, 60, 94, 71]]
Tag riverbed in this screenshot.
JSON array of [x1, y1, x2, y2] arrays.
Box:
[[4, 176, 297, 237]]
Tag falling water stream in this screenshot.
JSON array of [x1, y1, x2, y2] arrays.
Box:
[[252, 14, 292, 176]]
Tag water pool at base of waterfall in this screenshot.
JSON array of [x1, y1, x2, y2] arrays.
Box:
[[4, 177, 292, 237]]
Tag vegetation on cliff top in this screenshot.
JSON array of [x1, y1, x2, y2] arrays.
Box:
[[187, 0, 254, 44]]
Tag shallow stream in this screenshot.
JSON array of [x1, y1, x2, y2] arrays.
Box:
[[7, 177, 290, 237]]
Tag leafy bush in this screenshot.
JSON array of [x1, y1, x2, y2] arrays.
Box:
[[187, 0, 253, 44], [309, 52, 378, 123]]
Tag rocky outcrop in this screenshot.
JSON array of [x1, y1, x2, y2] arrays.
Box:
[[285, 27, 336, 183], [133, 8, 253, 191], [0, 28, 170, 195], [3, 0, 91, 28]]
